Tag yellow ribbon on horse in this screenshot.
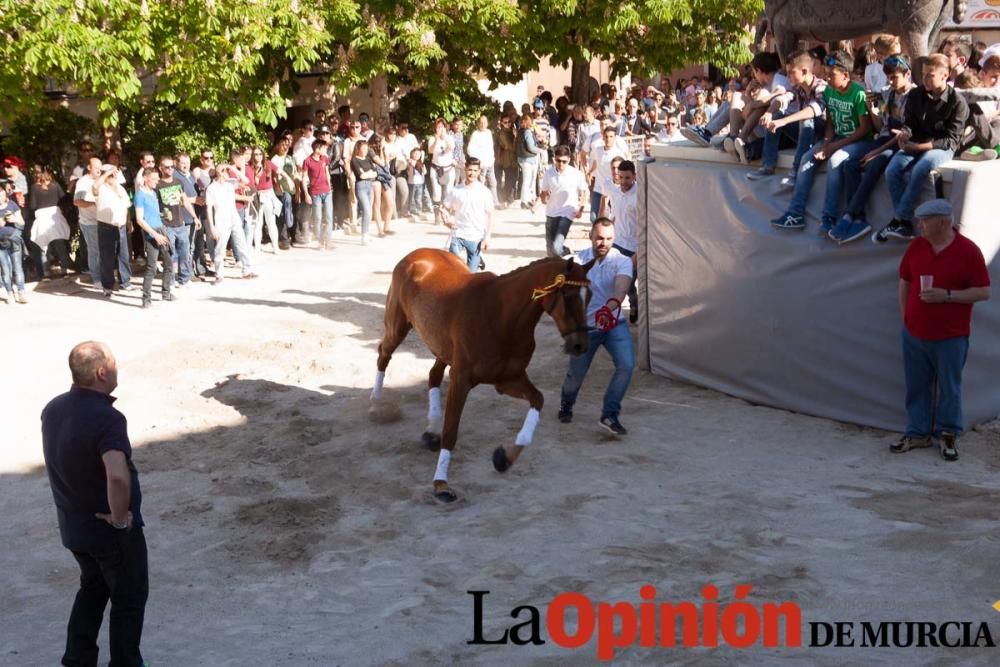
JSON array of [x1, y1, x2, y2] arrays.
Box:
[[531, 273, 589, 301]]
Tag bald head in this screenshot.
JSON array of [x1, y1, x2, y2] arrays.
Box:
[[69, 341, 117, 391]]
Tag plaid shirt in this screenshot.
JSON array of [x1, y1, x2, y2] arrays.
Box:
[[789, 77, 828, 118]]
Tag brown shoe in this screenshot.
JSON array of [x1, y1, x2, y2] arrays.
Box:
[[938, 433, 958, 461], [890, 435, 932, 453]]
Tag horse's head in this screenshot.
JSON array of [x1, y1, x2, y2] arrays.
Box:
[[532, 257, 593, 356]]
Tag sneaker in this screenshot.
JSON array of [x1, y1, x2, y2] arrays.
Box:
[[733, 137, 748, 164], [824, 215, 843, 238], [141, 298, 151, 309], [775, 176, 796, 194], [557, 403, 573, 423], [3, 290, 13, 305], [214, 275, 225, 286], [723, 136, 737, 157], [14, 291, 27, 304], [162, 291, 173, 302], [361, 234, 369, 246], [889, 434, 932, 453], [746, 166, 776, 181], [770, 213, 806, 230], [840, 218, 872, 244], [938, 432, 958, 461], [103, 288, 113, 298], [119, 283, 135, 292], [680, 126, 710, 147], [243, 272, 258, 280], [959, 147, 997, 161], [599, 415, 628, 436], [883, 219, 914, 240], [709, 134, 728, 149], [871, 227, 890, 244]]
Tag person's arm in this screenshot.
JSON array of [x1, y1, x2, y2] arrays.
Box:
[[481, 208, 493, 250], [133, 197, 168, 245], [898, 279, 909, 320], [576, 184, 588, 218], [73, 186, 95, 208], [769, 105, 817, 131], [96, 450, 132, 529], [611, 274, 631, 304], [920, 285, 992, 304], [817, 113, 872, 159]]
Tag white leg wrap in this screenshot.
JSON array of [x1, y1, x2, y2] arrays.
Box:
[[370, 371, 385, 401], [515, 408, 541, 446], [427, 387, 443, 432], [434, 449, 451, 482]]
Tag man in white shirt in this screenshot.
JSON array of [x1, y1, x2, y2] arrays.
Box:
[[557, 217, 635, 436], [92, 164, 133, 295], [73, 157, 103, 283], [205, 165, 256, 283], [466, 115, 498, 206], [292, 121, 316, 168], [575, 104, 601, 168], [605, 160, 640, 323], [587, 125, 629, 222], [540, 145, 589, 257], [442, 158, 493, 271]]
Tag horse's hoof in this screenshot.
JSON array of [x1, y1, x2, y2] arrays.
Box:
[[492, 446, 510, 473], [421, 432, 441, 451], [434, 488, 459, 503]]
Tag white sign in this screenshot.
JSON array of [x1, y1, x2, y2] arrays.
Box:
[[947, 0, 1000, 28]]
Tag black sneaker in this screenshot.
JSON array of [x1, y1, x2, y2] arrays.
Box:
[[557, 403, 573, 423], [883, 219, 914, 240], [599, 415, 628, 436], [938, 432, 958, 461]]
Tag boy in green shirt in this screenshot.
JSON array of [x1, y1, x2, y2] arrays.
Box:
[[772, 50, 875, 233]]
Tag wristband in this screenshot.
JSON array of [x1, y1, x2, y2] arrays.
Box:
[[946, 289, 952, 303]]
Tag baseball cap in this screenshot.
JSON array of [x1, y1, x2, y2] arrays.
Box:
[[824, 50, 853, 72], [317, 125, 332, 134], [100, 163, 115, 173], [883, 55, 910, 72], [914, 199, 952, 219]]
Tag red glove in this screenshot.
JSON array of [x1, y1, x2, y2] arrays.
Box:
[[594, 298, 621, 332]]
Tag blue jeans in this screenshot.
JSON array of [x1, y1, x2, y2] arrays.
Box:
[[845, 148, 896, 219], [560, 322, 635, 418], [886, 149, 954, 221], [409, 184, 426, 214], [165, 225, 191, 285], [545, 216, 573, 257], [279, 190, 294, 229], [760, 114, 824, 172], [310, 191, 334, 242], [79, 223, 101, 280], [0, 227, 25, 292], [355, 180, 374, 236], [448, 236, 481, 271], [786, 138, 875, 220], [590, 190, 603, 223], [902, 328, 969, 438]]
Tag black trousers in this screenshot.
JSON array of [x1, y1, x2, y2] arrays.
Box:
[[64, 529, 149, 667], [97, 223, 127, 290]]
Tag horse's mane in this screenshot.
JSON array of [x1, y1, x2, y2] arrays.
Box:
[[498, 255, 568, 281]]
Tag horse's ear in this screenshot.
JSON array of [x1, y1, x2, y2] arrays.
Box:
[[565, 257, 575, 271], [580, 257, 596, 274]]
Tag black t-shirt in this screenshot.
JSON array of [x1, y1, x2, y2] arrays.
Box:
[[156, 178, 186, 228], [30, 183, 65, 211], [351, 156, 375, 180], [41, 386, 144, 552]]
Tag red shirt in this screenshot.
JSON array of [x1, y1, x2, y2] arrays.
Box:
[[250, 161, 277, 191], [899, 232, 990, 340], [302, 154, 331, 196]]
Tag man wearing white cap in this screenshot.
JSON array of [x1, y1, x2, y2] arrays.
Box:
[[892, 199, 991, 461]]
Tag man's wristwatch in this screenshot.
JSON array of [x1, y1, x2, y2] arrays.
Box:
[[946, 289, 953, 303], [112, 519, 129, 530]]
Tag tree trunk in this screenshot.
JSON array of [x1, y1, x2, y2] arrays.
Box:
[[571, 58, 591, 105], [370, 73, 390, 131]]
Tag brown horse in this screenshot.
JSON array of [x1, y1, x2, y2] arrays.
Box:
[[371, 249, 594, 502]]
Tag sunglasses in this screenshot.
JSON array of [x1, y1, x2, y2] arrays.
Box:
[[554, 158, 570, 164], [161, 165, 174, 170], [202, 154, 214, 160]]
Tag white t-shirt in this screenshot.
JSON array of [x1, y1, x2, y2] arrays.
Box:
[[396, 133, 419, 157], [292, 135, 314, 168], [466, 129, 495, 167], [607, 184, 639, 252], [589, 144, 628, 195], [444, 180, 492, 241], [576, 120, 601, 154], [74, 175, 98, 226], [429, 134, 454, 167], [95, 182, 131, 227], [541, 165, 589, 219], [206, 181, 239, 227], [576, 246, 634, 328]]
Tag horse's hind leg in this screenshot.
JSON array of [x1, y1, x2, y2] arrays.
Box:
[[492, 373, 544, 472], [371, 289, 411, 401], [421, 359, 447, 451]]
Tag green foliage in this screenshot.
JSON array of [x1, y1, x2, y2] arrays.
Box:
[[117, 103, 271, 165], [4, 107, 96, 178], [395, 84, 499, 138]]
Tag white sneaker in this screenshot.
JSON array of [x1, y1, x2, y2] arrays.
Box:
[[959, 148, 997, 161], [734, 137, 748, 164], [361, 234, 369, 246], [723, 137, 736, 156]]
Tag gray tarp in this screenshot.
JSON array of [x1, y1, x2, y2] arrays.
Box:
[[638, 155, 1000, 431]]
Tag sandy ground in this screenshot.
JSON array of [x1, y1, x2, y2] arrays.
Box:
[[3, 205, 1000, 666]]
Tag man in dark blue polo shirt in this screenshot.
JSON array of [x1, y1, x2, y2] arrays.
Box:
[[42, 341, 148, 667]]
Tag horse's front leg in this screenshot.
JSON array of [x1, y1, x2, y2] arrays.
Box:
[[432, 372, 472, 503], [492, 373, 544, 472], [421, 359, 447, 451]]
